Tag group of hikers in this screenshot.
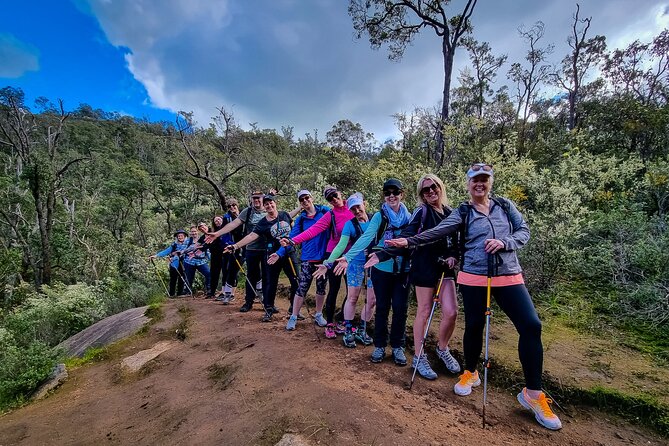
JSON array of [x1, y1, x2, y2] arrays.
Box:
[[150, 163, 562, 431]]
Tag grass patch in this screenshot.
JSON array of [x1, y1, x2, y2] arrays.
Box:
[[206, 362, 238, 390], [64, 346, 110, 368], [173, 303, 193, 341], [487, 360, 669, 437], [255, 415, 292, 446]]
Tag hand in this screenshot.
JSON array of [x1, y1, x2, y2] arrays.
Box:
[[267, 253, 280, 265], [279, 238, 291, 247], [149, 255, 156, 260], [333, 257, 348, 276], [269, 188, 278, 195], [223, 244, 237, 254], [314, 264, 328, 280], [204, 232, 219, 244], [364, 253, 380, 269], [484, 238, 505, 254], [445, 256, 457, 269], [385, 238, 408, 248]]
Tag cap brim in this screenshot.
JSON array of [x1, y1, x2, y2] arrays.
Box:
[[467, 171, 493, 178]]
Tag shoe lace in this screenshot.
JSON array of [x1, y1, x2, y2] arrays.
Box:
[[458, 370, 476, 385], [534, 393, 556, 418]]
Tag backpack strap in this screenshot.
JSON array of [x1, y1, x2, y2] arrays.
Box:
[[457, 202, 472, 265], [417, 204, 430, 234], [349, 217, 363, 244]]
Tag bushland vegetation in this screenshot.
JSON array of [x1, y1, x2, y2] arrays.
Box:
[[1, 5, 667, 409]]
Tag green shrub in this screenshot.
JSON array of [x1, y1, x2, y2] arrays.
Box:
[[4, 282, 105, 347], [0, 328, 60, 408]]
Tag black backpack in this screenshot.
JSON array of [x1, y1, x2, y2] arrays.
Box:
[[456, 196, 513, 263], [348, 213, 373, 244]]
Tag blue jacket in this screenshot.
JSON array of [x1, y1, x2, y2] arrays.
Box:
[[276, 205, 330, 261], [155, 239, 192, 269]]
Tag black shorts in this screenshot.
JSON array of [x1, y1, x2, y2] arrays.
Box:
[[409, 261, 456, 287]]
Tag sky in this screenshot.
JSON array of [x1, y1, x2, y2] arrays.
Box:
[[1, 0, 668, 142]]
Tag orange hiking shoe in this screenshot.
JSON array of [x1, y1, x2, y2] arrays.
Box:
[[517, 388, 563, 430], [453, 370, 481, 396]]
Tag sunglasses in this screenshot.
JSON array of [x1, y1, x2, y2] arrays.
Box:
[[470, 163, 493, 172], [227, 204, 237, 209], [299, 195, 311, 203], [420, 183, 439, 195], [383, 189, 401, 197], [326, 193, 340, 202]]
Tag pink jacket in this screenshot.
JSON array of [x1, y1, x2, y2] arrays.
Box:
[[292, 206, 354, 253]]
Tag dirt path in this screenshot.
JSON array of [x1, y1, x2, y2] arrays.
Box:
[[0, 297, 666, 446]]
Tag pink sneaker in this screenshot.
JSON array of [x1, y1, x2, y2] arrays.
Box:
[[325, 323, 336, 339], [334, 322, 346, 334]]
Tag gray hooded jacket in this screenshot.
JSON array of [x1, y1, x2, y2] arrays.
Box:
[[406, 198, 529, 276]]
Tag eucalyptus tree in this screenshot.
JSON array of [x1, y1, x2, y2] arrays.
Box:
[[349, 0, 478, 165]]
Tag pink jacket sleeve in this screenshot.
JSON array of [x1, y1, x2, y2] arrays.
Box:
[[291, 211, 331, 245]]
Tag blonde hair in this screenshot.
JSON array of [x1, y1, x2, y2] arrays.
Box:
[[416, 173, 448, 206]]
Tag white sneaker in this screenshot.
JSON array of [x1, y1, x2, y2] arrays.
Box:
[[313, 312, 327, 327], [436, 346, 461, 373], [517, 388, 563, 430], [453, 370, 480, 396]]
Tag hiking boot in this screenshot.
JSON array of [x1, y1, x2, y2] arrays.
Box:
[[454, 370, 481, 396], [436, 346, 461, 373], [296, 313, 305, 320], [313, 312, 327, 327], [342, 330, 356, 348], [324, 323, 337, 339], [261, 311, 273, 322], [354, 327, 373, 346], [270, 306, 280, 314], [517, 388, 563, 430], [221, 293, 234, 305], [286, 315, 298, 331], [392, 347, 407, 366], [370, 347, 386, 363], [334, 322, 346, 334], [214, 293, 225, 301], [239, 303, 252, 313], [412, 354, 437, 380]]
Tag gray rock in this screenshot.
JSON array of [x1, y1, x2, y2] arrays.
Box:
[[274, 434, 312, 446], [31, 363, 68, 401], [121, 341, 176, 373], [57, 306, 150, 357]]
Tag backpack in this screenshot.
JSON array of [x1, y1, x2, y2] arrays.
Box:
[[170, 238, 193, 257], [348, 213, 373, 244], [456, 196, 513, 263]]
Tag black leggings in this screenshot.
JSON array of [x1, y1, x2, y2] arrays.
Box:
[[460, 284, 543, 390], [325, 268, 343, 323], [262, 252, 298, 310], [370, 268, 409, 349]]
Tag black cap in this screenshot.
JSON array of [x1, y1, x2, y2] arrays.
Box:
[[383, 178, 403, 191], [262, 194, 277, 203], [173, 229, 187, 237]]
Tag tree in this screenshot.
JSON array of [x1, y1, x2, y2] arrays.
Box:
[[508, 21, 554, 150], [176, 108, 253, 210], [0, 88, 90, 286], [349, 0, 478, 164], [461, 37, 506, 118], [551, 4, 606, 130], [326, 119, 375, 154]]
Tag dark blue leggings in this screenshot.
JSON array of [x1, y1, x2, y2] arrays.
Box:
[[460, 284, 543, 390]]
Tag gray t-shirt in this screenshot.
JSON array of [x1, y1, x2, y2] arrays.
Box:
[[239, 206, 267, 251]]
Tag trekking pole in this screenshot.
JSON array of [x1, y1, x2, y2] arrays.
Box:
[[175, 259, 194, 297], [482, 253, 495, 428], [360, 268, 370, 347], [233, 253, 261, 300], [150, 258, 171, 298], [288, 256, 321, 343], [409, 269, 446, 390]]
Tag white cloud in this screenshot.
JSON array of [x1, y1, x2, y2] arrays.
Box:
[[0, 33, 39, 78], [83, 0, 669, 143]]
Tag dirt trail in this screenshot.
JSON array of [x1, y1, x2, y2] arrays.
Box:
[[0, 297, 666, 446]]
